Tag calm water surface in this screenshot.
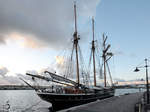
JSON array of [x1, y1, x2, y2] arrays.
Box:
[[0, 90, 50, 112], [0, 89, 145, 112]]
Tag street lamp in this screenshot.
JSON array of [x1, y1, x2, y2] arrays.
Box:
[[134, 58, 149, 104]]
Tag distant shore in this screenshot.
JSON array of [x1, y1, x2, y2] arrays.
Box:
[[0, 85, 50, 90]]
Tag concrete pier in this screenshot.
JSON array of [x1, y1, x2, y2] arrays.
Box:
[[60, 93, 143, 112], [140, 92, 150, 112]]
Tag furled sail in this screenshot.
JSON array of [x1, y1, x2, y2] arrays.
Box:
[[44, 71, 77, 86], [26, 73, 52, 82], [26, 71, 86, 88], [26, 73, 75, 87]]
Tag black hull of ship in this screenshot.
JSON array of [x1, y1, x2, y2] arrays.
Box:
[[37, 88, 115, 111]]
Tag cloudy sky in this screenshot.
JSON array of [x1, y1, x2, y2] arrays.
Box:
[[0, 0, 150, 85]]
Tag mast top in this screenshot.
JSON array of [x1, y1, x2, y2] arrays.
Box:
[[74, 2, 77, 33], [92, 17, 95, 41]]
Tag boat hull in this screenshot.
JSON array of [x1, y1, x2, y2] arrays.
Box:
[[37, 88, 115, 111]]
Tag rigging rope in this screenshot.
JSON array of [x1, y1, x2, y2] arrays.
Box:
[[106, 61, 113, 86], [78, 45, 89, 86]]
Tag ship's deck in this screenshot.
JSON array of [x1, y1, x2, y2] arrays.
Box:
[[37, 92, 95, 96]]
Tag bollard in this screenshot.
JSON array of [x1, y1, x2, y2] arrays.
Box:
[[139, 103, 141, 112]]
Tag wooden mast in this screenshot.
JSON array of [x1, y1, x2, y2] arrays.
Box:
[[92, 18, 96, 86], [73, 2, 80, 85], [103, 34, 106, 87], [102, 34, 111, 87]]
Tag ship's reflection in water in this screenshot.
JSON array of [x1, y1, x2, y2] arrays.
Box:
[[0, 90, 51, 112], [0, 89, 145, 112]]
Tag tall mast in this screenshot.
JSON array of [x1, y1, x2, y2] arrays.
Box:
[[92, 18, 96, 86], [102, 34, 111, 87], [103, 34, 106, 87], [73, 2, 80, 85]]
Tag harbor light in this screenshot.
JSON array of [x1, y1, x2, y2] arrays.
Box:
[[134, 58, 149, 104], [134, 67, 140, 72]]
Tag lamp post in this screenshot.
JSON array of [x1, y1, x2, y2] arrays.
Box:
[[134, 58, 149, 104]]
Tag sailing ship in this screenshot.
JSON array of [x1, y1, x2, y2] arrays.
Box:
[[25, 3, 115, 111]]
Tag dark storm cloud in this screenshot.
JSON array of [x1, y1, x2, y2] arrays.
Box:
[[0, 0, 100, 49]]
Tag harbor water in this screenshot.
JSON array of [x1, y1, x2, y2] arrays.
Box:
[[0, 89, 145, 112], [0, 90, 50, 112]]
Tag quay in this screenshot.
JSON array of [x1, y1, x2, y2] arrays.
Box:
[[138, 92, 150, 112], [60, 93, 143, 112]]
